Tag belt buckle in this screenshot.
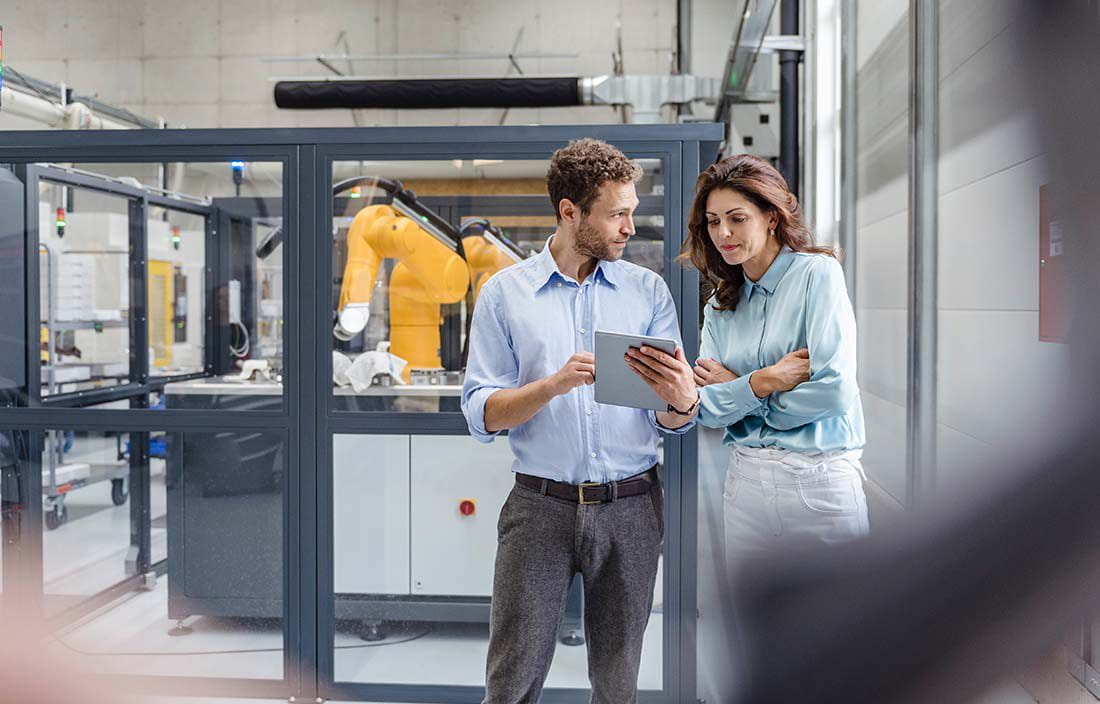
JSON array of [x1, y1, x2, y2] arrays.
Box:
[[578, 482, 602, 505]]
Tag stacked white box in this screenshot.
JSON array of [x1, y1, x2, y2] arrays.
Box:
[[53, 253, 97, 321]]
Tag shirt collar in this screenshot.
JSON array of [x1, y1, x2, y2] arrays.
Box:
[[744, 246, 796, 299], [533, 235, 619, 292], [594, 258, 619, 287], [533, 237, 561, 291]]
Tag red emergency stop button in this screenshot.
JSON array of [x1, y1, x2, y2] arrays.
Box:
[[459, 499, 476, 516]]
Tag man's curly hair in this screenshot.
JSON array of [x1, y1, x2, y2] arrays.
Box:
[[546, 138, 642, 221]]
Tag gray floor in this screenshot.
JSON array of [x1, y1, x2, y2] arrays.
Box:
[[132, 678, 1040, 704], [51, 574, 663, 689], [27, 434, 663, 690]]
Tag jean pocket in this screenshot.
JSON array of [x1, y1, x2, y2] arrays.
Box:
[[796, 475, 859, 515]]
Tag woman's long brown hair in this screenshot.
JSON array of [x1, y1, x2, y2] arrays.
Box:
[[680, 154, 836, 311]]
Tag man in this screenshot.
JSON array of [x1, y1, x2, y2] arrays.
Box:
[[461, 138, 700, 704]]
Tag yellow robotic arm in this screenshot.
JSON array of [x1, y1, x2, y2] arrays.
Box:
[[462, 234, 518, 303], [336, 204, 470, 379]]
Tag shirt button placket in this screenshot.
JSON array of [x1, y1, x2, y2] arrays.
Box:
[[581, 283, 598, 477]]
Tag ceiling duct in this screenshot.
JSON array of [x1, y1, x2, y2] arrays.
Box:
[[275, 75, 718, 124]]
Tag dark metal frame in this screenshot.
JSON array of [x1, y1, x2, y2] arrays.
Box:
[[13, 164, 224, 622], [25, 163, 217, 406], [316, 140, 690, 704], [0, 123, 722, 704], [211, 196, 285, 376]]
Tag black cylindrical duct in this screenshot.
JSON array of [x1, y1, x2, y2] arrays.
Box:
[[275, 77, 582, 110], [779, 0, 801, 198]]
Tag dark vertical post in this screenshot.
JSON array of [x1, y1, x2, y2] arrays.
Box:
[[296, 146, 319, 700], [127, 197, 151, 574], [779, 0, 801, 197]]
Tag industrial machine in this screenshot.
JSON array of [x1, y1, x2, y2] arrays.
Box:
[[1, 125, 721, 703], [164, 180, 555, 641], [10, 163, 628, 644]]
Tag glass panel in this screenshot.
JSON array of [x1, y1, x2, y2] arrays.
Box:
[[19, 427, 286, 680], [0, 429, 14, 598], [331, 433, 664, 690], [854, 1, 910, 505], [31, 160, 286, 412], [694, 422, 739, 701], [329, 158, 665, 413], [38, 182, 132, 396], [42, 429, 135, 603], [147, 209, 207, 377]]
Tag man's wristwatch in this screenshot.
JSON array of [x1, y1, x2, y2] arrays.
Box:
[[667, 392, 700, 416]]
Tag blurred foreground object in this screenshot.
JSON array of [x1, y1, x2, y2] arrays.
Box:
[[729, 2, 1100, 702]]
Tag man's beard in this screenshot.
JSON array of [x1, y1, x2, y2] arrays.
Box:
[[574, 218, 621, 261]]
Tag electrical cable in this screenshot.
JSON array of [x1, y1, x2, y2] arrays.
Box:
[[5, 66, 58, 104], [228, 321, 250, 358], [51, 626, 433, 658]]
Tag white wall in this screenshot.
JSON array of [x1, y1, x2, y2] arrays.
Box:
[[0, 0, 679, 130], [933, 0, 1066, 488]]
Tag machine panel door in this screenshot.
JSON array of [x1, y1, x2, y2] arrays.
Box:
[[409, 435, 514, 597], [333, 434, 411, 595]]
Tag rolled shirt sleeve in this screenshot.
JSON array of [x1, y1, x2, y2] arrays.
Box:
[[460, 281, 519, 442], [766, 257, 860, 430]]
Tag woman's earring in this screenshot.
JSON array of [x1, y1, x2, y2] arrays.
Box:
[[769, 228, 775, 237]]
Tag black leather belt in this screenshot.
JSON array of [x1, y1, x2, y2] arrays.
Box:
[[515, 465, 660, 505]]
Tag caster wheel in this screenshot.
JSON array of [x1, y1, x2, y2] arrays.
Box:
[[45, 502, 68, 530], [559, 629, 585, 647], [168, 621, 193, 637], [359, 621, 387, 642], [111, 478, 128, 506]]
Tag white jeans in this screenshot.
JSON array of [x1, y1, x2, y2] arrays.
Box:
[[723, 445, 870, 567]]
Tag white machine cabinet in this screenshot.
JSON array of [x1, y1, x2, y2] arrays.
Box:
[[333, 433, 515, 599], [410, 435, 515, 597], [333, 434, 412, 595]]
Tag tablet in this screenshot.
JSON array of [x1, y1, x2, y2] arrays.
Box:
[[594, 330, 678, 411]]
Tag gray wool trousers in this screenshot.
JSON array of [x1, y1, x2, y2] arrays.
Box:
[[482, 474, 664, 704]]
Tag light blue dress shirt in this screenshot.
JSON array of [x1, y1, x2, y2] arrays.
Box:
[[697, 247, 865, 454], [461, 238, 694, 484]]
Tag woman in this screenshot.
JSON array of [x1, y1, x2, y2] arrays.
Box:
[[682, 154, 868, 566]]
